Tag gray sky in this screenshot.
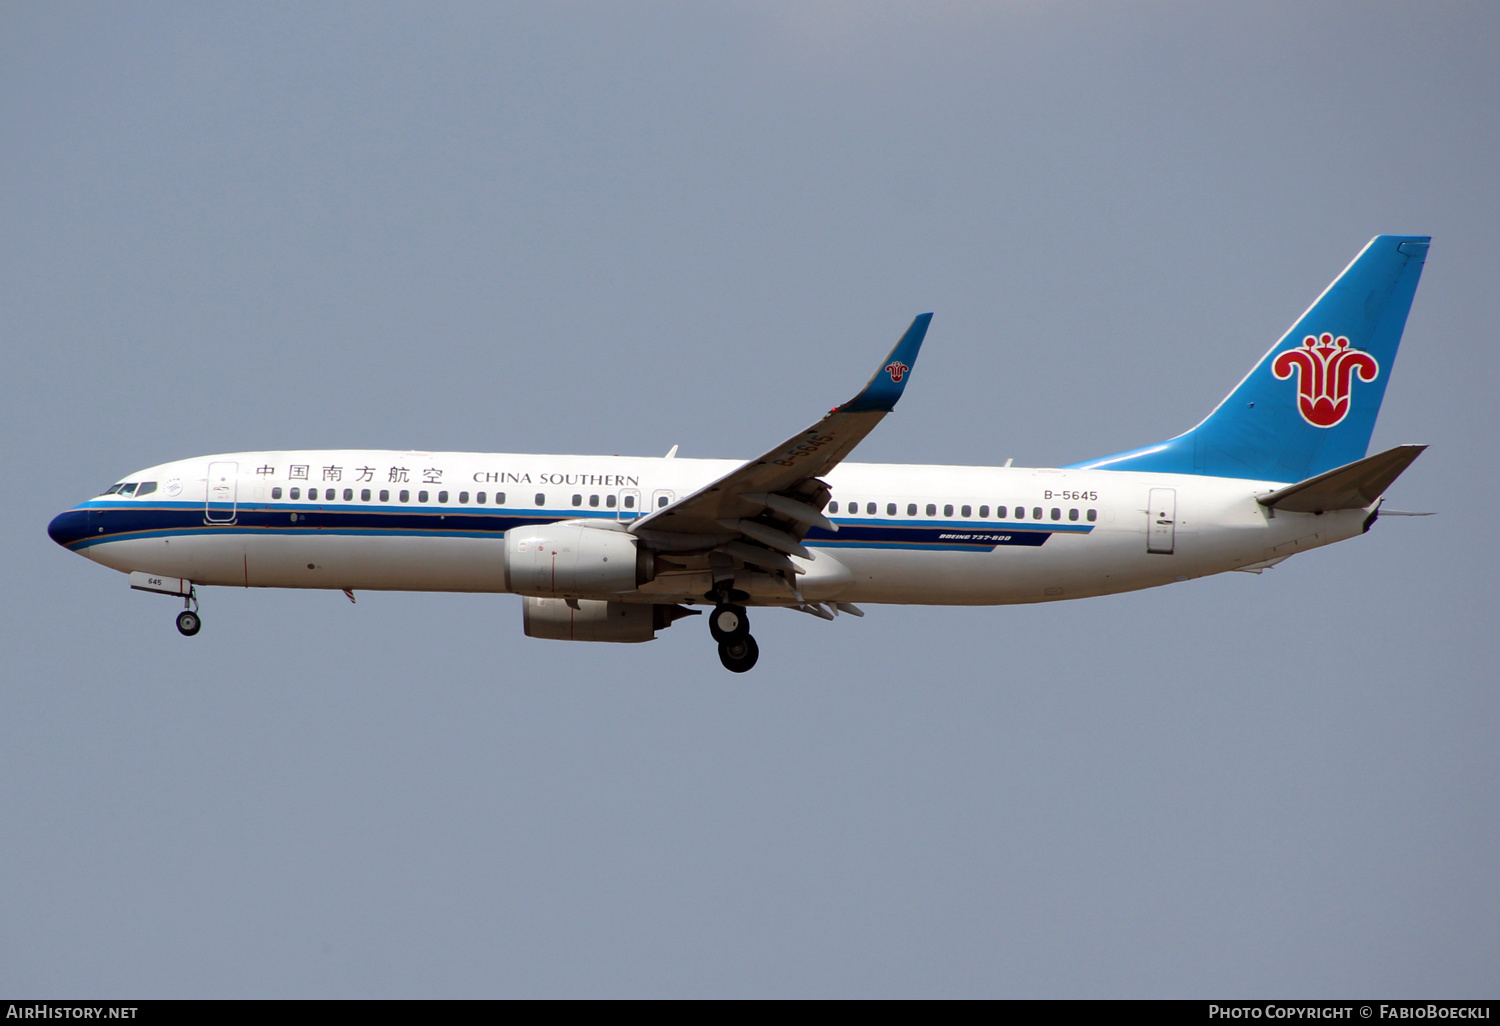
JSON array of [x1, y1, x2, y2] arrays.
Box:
[[3, 2, 1497, 997]]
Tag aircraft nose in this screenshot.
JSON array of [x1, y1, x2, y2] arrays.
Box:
[[48, 508, 91, 549]]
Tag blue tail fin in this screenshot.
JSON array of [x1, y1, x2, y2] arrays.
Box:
[[1068, 235, 1430, 482]]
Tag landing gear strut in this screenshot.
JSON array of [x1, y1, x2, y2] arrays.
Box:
[[176, 586, 201, 637]]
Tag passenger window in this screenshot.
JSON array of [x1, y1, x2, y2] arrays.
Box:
[[624, 495, 636, 509], [380, 489, 389, 502], [961, 505, 971, 518], [1033, 507, 1043, 520], [136, 482, 157, 497], [1069, 508, 1079, 521], [658, 495, 669, 508], [476, 492, 487, 504], [572, 494, 582, 507], [362, 488, 371, 501], [290, 487, 301, 500], [535, 493, 545, 506], [1087, 508, 1097, 522], [829, 501, 839, 513], [418, 490, 429, 503], [589, 494, 599, 507], [343, 488, 353, 501], [496, 492, 505, 504], [308, 488, 319, 501], [979, 505, 989, 518], [1050, 507, 1060, 520], [272, 487, 283, 500], [606, 494, 617, 508], [943, 504, 954, 517], [119, 483, 138, 497], [399, 490, 410, 502], [438, 491, 448, 503], [925, 503, 936, 516], [459, 491, 469, 504], [886, 502, 896, 516], [907, 503, 917, 516], [996, 505, 1007, 519]]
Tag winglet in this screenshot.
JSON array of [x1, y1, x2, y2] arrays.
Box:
[[840, 313, 932, 413]]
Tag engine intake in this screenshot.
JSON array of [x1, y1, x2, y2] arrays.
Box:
[[503, 523, 654, 597]]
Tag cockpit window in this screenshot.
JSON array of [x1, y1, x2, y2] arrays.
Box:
[[135, 482, 157, 497], [118, 483, 139, 497], [100, 484, 123, 495]]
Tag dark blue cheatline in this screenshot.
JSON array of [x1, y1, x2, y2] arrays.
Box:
[[49, 501, 1093, 554]]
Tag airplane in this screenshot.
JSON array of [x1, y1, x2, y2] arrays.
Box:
[[47, 235, 1430, 672]]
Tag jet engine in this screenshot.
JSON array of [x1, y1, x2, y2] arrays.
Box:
[[522, 597, 697, 643], [502, 523, 655, 598]]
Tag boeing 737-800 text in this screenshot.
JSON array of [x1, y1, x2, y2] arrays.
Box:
[[48, 236, 1430, 671]]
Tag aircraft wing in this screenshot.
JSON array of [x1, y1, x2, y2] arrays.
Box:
[[630, 314, 932, 562]]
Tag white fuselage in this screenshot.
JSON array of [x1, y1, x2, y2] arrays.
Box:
[[62, 450, 1368, 607]]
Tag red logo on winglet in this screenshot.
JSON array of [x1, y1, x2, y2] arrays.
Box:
[[885, 361, 909, 383], [1272, 333, 1379, 429]]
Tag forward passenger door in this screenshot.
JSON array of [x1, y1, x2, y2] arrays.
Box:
[[205, 462, 238, 523]]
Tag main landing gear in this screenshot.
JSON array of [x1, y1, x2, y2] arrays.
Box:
[[717, 632, 759, 673], [709, 600, 758, 673]]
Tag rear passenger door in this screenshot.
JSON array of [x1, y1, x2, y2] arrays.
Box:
[[1146, 487, 1175, 554]]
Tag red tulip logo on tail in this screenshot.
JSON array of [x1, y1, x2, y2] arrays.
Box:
[[885, 361, 909, 383], [1272, 333, 1379, 428]]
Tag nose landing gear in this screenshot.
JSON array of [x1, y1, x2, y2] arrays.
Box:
[[175, 585, 201, 636], [128, 573, 203, 637]]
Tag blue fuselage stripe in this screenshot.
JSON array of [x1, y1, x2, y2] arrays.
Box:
[[51, 502, 1093, 552]]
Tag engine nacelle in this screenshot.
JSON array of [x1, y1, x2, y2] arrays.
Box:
[[503, 523, 654, 598], [522, 597, 696, 643]]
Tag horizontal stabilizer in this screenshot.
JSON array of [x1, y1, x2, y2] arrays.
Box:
[[1258, 444, 1426, 513]]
